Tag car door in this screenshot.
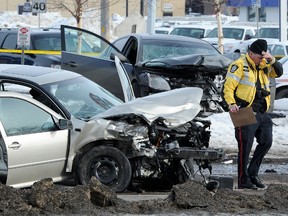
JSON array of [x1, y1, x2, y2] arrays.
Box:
[[60, 25, 133, 101], [0, 95, 70, 188]]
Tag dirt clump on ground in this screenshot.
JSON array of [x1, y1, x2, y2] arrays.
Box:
[[1, 175, 288, 215]]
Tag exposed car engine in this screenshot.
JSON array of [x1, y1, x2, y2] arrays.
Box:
[[137, 54, 232, 116]]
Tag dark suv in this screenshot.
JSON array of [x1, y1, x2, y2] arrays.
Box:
[[0, 28, 61, 68]]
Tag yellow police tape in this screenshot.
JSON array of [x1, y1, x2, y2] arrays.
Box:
[[0, 49, 61, 55], [0, 49, 100, 56]]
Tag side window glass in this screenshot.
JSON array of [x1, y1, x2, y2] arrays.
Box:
[[2, 34, 17, 49], [61, 25, 121, 60], [273, 45, 285, 55], [64, 29, 106, 54], [113, 38, 128, 52], [0, 98, 57, 136], [0, 33, 8, 47]]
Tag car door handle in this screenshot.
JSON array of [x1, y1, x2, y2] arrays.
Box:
[[65, 61, 78, 68], [8, 142, 21, 150]]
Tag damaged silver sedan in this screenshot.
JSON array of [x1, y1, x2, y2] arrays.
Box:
[[0, 61, 223, 192]]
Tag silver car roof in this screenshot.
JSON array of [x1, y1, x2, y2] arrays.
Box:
[[0, 64, 80, 85]]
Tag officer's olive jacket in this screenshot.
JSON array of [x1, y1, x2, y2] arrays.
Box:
[[223, 53, 283, 111]]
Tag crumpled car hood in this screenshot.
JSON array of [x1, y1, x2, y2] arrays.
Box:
[[97, 87, 203, 127], [141, 54, 232, 71]]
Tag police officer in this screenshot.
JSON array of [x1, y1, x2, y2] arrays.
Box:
[[223, 39, 283, 190]]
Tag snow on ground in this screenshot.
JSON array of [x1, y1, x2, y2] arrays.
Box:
[[1, 11, 287, 158], [208, 98, 288, 158]]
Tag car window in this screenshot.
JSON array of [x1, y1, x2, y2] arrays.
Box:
[[0, 97, 57, 136], [0, 33, 9, 47], [272, 45, 285, 55], [257, 28, 279, 39], [2, 34, 17, 49], [63, 28, 106, 55], [31, 35, 61, 51], [245, 29, 254, 39], [125, 39, 138, 65], [113, 37, 129, 52], [61, 25, 123, 61]]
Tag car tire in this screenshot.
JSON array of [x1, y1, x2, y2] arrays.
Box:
[[77, 145, 132, 192], [276, 88, 288, 99]]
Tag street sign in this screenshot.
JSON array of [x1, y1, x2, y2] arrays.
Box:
[[23, 2, 32, 12], [17, 27, 30, 46], [251, 0, 261, 8], [32, 0, 47, 13]]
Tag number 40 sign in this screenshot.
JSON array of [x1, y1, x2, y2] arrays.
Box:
[[32, 0, 47, 13]]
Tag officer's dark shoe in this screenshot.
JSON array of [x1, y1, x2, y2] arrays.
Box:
[[250, 176, 266, 189], [238, 181, 258, 190]]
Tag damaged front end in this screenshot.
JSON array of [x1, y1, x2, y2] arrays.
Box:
[[98, 87, 224, 190], [138, 54, 232, 116], [105, 113, 223, 190]]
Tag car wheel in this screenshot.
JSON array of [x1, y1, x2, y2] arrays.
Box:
[[132, 81, 141, 97], [276, 88, 288, 99], [77, 145, 132, 192]]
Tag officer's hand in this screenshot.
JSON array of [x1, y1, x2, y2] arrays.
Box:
[[262, 51, 275, 64], [229, 104, 239, 113]]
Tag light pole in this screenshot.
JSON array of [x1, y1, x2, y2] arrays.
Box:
[[252, 0, 260, 38]]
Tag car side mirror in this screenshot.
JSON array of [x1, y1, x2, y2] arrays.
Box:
[[58, 119, 73, 130], [244, 35, 252, 40]]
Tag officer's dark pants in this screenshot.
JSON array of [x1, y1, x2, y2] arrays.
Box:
[[234, 112, 273, 186]]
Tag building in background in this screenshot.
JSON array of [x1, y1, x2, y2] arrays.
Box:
[[227, 0, 283, 22], [0, 0, 283, 23], [0, 0, 186, 17]]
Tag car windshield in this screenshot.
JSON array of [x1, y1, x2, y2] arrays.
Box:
[[170, 27, 205, 38], [254, 28, 279, 39], [206, 28, 244, 40], [42, 76, 123, 120], [141, 39, 220, 62]]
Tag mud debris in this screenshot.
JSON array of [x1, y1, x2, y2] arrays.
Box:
[[1, 175, 288, 215]]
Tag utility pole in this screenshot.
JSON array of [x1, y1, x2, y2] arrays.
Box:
[[140, 0, 144, 16], [126, 0, 128, 17], [147, 0, 156, 34], [279, 0, 287, 42], [252, 0, 260, 38], [101, 0, 110, 41], [215, 0, 223, 54]]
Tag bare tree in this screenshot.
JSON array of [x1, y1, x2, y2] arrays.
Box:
[[202, 0, 227, 54], [47, 0, 103, 28]]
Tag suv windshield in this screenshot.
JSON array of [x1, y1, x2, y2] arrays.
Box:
[[206, 28, 244, 40], [254, 27, 279, 39], [170, 27, 205, 38], [141, 39, 220, 61]]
